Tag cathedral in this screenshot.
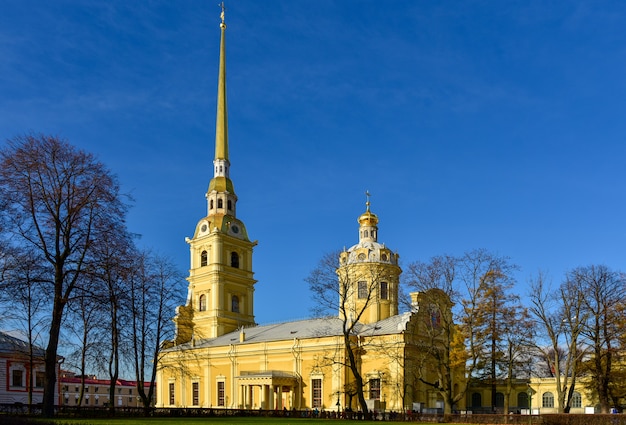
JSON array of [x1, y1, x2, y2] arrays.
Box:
[[155, 10, 462, 413]]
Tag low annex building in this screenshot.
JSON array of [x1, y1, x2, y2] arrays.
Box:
[[0, 331, 58, 405], [59, 372, 152, 408]]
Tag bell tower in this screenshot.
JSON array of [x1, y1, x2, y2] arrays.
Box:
[[174, 5, 257, 343], [337, 192, 401, 324]]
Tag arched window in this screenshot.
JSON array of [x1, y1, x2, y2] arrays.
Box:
[[517, 392, 528, 409], [218, 199, 223, 208], [210, 199, 214, 209], [495, 392, 504, 408], [364, 230, 369, 237], [232, 295, 239, 313], [198, 295, 206, 312], [542, 392, 554, 408], [571, 391, 582, 408], [200, 250, 207, 267], [471, 392, 482, 408], [227, 200, 232, 210], [231, 252, 239, 268]]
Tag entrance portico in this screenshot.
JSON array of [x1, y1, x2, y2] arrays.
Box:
[[237, 371, 300, 409]]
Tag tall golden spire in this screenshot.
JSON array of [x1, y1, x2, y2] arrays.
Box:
[[206, 1, 236, 214], [214, 1, 228, 161]]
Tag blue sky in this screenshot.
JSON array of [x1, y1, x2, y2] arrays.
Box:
[[1, 1, 626, 324]]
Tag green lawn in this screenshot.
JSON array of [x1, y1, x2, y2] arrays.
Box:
[[44, 418, 364, 425], [11, 417, 473, 425], [42, 419, 473, 425], [44, 419, 408, 425], [32, 417, 344, 425]]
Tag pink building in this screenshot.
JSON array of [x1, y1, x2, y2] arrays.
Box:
[[0, 331, 61, 405]]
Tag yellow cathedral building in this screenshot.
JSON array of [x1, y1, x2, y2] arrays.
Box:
[[155, 10, 463, 413]]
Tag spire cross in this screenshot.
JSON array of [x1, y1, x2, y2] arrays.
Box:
[[219, 2, 226, 25], [365, 190, 371, 211]]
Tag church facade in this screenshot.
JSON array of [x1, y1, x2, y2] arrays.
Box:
[[155, 11, 463, 413]]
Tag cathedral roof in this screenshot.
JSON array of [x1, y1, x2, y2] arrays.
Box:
[[176, 313, 413, 350], [359, 312, 412, 336]]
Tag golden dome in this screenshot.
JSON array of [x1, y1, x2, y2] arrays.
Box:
[[358, 209, 378, 227]]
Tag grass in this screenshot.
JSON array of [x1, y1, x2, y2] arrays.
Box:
[[41, 418, 380, 425], [40, 418, 474, 425]]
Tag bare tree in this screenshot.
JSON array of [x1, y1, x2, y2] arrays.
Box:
[[528, 271, 587, 413], [405, 250, 520, 414], [306, 250, 399, 417], [0, 247, 49, 411], [404, 255, 467, 414], [86, 230, 135, 413], [129, 251, 184, 413], [571, 265, 626, 413], [0, 135, 130, 417], [499, 303, 535, 417], [64, 290, 101, 407]]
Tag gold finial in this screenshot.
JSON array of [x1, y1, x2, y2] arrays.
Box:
[[365, 190, 371, 212], [219, 2, 226, 27]]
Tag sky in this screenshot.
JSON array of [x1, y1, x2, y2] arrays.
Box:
[[1, 1, 626, 325]]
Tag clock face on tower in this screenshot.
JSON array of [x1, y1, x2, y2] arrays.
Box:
[[231, 225, 239, 234]]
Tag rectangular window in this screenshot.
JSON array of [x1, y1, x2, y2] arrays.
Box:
[[192, 382, 199, 406], [217, 381, 225, 406], [358, 281, 368, 299], [312, 379, 322, 408], [35, 371, 45, 388], [12, 369, 24, 387], [380, 282, 388, 300], [369, 378, 380, 400], [169, 382, 175, 405]]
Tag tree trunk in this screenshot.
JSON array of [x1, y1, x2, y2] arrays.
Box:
[[43, 295, 65, 417]]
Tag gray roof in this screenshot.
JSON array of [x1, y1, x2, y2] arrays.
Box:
[[0, 331, 45, 356], [359, 312, 412, 336], [175, 312, 413, 350]]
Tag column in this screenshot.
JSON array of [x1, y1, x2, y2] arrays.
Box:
[[276, 385, 283, 409], [268, 385, 274, 410]]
